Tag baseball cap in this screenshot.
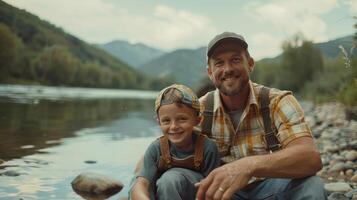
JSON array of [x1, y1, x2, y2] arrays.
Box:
[[155, 84, 200, 114], [206, 32, 248, 58]]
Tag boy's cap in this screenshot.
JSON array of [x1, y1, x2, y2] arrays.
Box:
[[155, 84, 200, 113], [206, 31, 248, 58]]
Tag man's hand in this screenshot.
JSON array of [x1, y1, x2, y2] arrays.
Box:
[[195, 157, 254, 200]]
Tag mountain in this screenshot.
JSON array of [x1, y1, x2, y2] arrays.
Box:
[[140, 47, 207, 88], [0, 1, 172, 89], [314, 35, 355, 59], [137, 34, 355, 89], [97, 40, 164, 68]]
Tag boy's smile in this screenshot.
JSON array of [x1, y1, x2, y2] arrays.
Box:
[[158, 103, 200, 151]]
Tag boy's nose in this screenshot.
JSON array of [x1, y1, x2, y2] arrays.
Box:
[[170, 121, 179, 130]]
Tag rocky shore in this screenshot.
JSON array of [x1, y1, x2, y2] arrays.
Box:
[[304, 102, 357, 199]]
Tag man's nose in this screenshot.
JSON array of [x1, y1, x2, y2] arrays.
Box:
[[223, 62, 234, 72]]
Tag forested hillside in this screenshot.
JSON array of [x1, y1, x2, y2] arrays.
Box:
[[0, 1, 173, 89]]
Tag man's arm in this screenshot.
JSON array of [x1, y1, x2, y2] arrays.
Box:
[[252, 136, 322, 178], [196, 136, 322, 200]]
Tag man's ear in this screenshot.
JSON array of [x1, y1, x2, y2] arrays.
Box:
[[207, 66, 214, 81], [248, 57, 255, 73]]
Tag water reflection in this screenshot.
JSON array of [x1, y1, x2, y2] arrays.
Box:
[[0, 97, 156, 161], [0, 85, 161, 199]]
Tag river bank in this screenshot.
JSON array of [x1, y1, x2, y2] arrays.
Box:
[[305, 102, 357, 199]]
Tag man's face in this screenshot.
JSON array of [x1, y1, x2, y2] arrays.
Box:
[[207, 43, 254, 97]]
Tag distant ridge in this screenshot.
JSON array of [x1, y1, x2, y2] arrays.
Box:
[[97, 40, 164, 68]]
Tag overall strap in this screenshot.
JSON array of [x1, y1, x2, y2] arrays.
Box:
[[259, 87, 281, 152], [193, 134, 206, 170], [159, 136, 172, 168], [201, 91, 214, 137]]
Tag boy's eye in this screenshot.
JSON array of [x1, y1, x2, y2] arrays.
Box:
[[178, 117, 188, 121], [160, 119, 170, 124]]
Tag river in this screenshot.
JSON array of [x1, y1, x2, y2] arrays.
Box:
[[0, 84, 161, 200]]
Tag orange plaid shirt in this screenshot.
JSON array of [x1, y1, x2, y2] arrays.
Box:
[[199, 81, 312, 164]]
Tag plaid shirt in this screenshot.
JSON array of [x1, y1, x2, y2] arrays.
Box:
[[199, 81, 312, 164]]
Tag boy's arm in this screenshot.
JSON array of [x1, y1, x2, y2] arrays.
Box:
[[202, 138, 221, 177], [131, 177, 150, 200]]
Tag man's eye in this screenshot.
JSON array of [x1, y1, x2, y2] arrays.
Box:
[[232, 58, 241, 63], [214, 61, 223, 67]]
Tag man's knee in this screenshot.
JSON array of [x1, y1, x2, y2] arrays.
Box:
[[287, 176, 326, 199]]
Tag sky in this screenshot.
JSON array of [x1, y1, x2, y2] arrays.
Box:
[[3, 0, 356, 59]]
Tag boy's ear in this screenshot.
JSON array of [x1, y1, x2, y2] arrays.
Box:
[[196, 116, 202, 125], [156, 117, 160, 125]]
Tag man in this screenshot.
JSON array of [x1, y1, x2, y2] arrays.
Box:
[[195, 32, 326, 200]]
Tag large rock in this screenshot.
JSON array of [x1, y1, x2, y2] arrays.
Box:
[[325, 182, 352, 193], [71, 172, 123, 199]]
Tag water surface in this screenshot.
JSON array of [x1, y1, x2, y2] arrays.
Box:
[[0, 85, 161, 199]]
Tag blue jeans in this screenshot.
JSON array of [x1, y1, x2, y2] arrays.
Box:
[[232, 176, 327, 200], [156, 168, 204, 200]]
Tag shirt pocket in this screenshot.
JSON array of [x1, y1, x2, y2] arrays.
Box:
[[211, 137, 230, 157]]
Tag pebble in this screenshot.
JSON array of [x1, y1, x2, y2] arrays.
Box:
[[351, 174, 357, 183], [328, 192, 349, 200], [84, 160, 97, 164], [1, 170, 23, 177], [325, 182, 352, 194], [345, 151, 357, 161]]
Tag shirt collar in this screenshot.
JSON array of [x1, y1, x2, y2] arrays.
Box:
[[213, 80, 259, 112]]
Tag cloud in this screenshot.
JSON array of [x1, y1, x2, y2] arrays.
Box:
[[249, 33, 282, 59], [346, 0, 357, 14], [250, 0, 338, 41], [248, 0, 338, 42], [241, 0, 340, 59], [3, 0, 216, 50]]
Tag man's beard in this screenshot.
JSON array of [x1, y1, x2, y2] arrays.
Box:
[[215, 75, 249, 96]]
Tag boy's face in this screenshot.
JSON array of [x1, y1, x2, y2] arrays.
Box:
[[157, 103, 200, 150]]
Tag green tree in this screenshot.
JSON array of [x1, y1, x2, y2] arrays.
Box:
[[0, 23, 20, 79], [32, 45, 79, 85], [276, 34, 324, 92]]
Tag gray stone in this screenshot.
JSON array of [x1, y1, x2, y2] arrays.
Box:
[[325, 182, 352, 193], [345, 151, 357, 161], [351, 174, 357, 183], [329, 162, 347, 172], [84, 160, 97, 164], [71, 172, 123, 199], [328, 192, 349, 200], [345, 189, 357, 198], [346, 169, 354, 176], [1, 170, 22, 177]]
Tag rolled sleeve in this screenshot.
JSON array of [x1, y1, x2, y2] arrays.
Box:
[[272, 94, 312, 148]]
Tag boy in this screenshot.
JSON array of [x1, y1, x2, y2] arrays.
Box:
[[130, 84, 220, 200]]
